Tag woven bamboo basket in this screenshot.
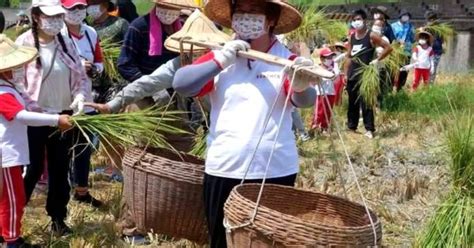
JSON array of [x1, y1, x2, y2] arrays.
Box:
[[122, 147, 208, 244], [224, 184, 382, 247]]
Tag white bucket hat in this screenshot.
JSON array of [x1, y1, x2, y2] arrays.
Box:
[[31, 0, 66, 16]]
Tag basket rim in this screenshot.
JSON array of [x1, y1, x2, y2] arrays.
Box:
[[230, 183, 381, 231]]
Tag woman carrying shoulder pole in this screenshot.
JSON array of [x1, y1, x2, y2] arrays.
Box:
[[173, 0, 316, 247]]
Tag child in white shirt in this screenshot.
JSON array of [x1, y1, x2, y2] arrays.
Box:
[[0, 35, 71, 247], [402, 30, 435, 90]]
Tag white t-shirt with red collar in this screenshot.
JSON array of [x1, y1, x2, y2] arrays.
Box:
[[200, 41, 299, 180], [413, 45, 434, 69], [0, 85, 29, 168]]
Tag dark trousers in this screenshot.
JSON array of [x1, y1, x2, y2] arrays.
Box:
[[396, 56, 411, 91], [347, 79, 375, 132], [203, 173, 297, 248], [71, 112, 97, 188], [24, 126, 72, 220], [71, 130, 93, 188]]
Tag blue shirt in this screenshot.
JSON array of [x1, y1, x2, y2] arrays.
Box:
[[391, 21, 415, 55], [117, 13, 178, 82]]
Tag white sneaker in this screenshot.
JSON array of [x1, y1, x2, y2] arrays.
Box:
[[300, 133, 311, 142], [364, 131, 374, 139]]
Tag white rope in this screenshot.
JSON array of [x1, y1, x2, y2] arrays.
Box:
[[319, 78, 379, 245], [249, 64, 311, 222]]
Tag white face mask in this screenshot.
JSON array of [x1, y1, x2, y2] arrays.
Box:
[[418, 39, 427, 45], [232, 13, 267, 40], [87, 4, 104, 20], [40, 16, 64, 36], [155, 7, 180, 25], [65, 8, 86, 25], [372, 26, 382, 35], [351, 20, 364, 30], [373, 13, 381, 20], [323, 59, 333, 67], [401, 15, 410, 22]]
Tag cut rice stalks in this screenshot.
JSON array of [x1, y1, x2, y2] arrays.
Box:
[[354, 58, 381, 109], [285, 4, 348, 47], [100, 38, 122, 81], [425, 23, 456, 43], [416, 113, 473, 247], [189, 127, 207, 158], [71, 107, 189, 164], [384, 43, 408, 77]]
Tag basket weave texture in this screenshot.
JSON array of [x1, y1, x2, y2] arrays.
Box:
[[123, 147, 208, 244], [224, 184, 382, 247]]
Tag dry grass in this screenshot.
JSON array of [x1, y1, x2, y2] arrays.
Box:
[[21, 73, 473, 247]]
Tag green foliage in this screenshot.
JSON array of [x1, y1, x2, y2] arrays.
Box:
[[285, 5, 348, 48], [425, 23, 456, 43], [382, 84, 474, 116], [416, 114, 473, 247], [99, 38, 121, 82], [133, 0, 154, 16]]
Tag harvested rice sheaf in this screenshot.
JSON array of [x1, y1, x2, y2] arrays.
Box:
[[71, 107, 188, 161], [416, 113, 474, 247]]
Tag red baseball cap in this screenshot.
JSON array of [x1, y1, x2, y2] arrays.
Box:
[[319, 47, 335, 58], [61, 0, 87, 9]]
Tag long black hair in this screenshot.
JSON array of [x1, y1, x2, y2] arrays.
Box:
[[31, 7, 75, 68]]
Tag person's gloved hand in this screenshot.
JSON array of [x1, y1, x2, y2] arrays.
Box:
[[369, 59, 379, 66], [213, 40, 250, 69], [70, 94, 85, 115], [286, 57, 315, 92]]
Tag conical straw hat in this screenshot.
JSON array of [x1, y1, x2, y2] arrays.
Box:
[[0, 34, 38, 73], [154, 0, 199, 10], [165, 9, 231, 53], [204, 0, 302, 34]]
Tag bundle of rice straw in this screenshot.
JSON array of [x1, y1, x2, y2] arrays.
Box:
[[353, 58, 380, 109], [100, 38, 122, 81], [425, 23, 456, 43], [71, 107, 188, 161], [416, 113, 473, 247], [285, 3, 348, 47], [384, 42, 407, 77]]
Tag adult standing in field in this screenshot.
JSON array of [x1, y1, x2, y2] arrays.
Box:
[[173, 0, 317, 246], [61, 0, 104, 208], [391, 9, 414, 91], [16, 0, 89, 235], [87, 0, 129, 43], [425, 10, 444, 85], [117, 0, 197, 83], [371, 6, 395, 43], [344, 9, 392, 139]]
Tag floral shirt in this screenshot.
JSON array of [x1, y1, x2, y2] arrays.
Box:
[[90, 15, 129, 44], [15, 30, 89, 111]]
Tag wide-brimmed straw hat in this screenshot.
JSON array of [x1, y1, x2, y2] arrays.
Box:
[[204, 0, 302, 34], [415, 28, 434, 45], [154, 0, 199, 10], [0, 34, 38, 72], [165, 9, 231, 52]]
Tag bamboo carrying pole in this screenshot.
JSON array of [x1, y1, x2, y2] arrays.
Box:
[[172, 37, 335, 79]]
